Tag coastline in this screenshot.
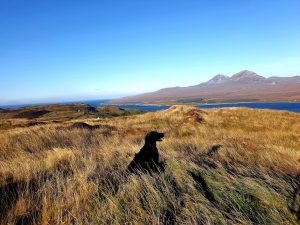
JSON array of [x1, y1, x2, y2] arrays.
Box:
[[1, 101, 300, 113]]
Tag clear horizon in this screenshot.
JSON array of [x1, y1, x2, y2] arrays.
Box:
[[1, 1, 300, 105]]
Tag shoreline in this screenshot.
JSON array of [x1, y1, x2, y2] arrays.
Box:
[[1, 101, 300, 111]]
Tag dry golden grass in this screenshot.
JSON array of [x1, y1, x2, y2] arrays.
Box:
[[0, 105, 299, 224]]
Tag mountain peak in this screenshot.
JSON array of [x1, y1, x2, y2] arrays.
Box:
[[230, 70, 265, 82], [206, 74, 229, 84], [111, 71, 300, 104]]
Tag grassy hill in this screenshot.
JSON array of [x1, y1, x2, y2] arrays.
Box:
[[0, 104, 143, 130], [0, 105, 299, 224]]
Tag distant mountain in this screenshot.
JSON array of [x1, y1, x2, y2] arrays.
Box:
[[112, 70, 300, 104], [204, 70, 266, 85], [230, 70, 265, 82], [205, 74, 229, 85]]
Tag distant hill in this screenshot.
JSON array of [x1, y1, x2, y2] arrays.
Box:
[[112, 70, 300, 104], [0, 104, 144, 130]]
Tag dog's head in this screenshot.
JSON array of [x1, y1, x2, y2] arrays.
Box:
[[145, 131, 164, 144]]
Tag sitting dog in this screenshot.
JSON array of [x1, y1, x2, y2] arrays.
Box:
[[128, 131, 165, 173]]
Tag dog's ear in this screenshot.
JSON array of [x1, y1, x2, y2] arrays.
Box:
[[145, 132, 157, 143], [145, 133, 151, 142]]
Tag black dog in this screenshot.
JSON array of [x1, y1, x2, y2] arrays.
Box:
[[128, 131, 165, 173]]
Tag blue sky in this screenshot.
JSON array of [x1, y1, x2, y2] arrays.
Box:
[[1, 0, 300, 105]]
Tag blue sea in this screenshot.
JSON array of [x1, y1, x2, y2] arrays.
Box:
[[1, 100, 300, 113], [0, 100, 110, 109], [106, 102, 300, 113], [197, 102, 300, 113]]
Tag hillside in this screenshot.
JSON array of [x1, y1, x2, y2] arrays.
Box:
[[0, 104, 143, 130], [111, 70, 300, 104], [0, 105, 299, 224]]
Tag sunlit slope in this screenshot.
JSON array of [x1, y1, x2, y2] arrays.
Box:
[[0, 106, 299, 224]]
